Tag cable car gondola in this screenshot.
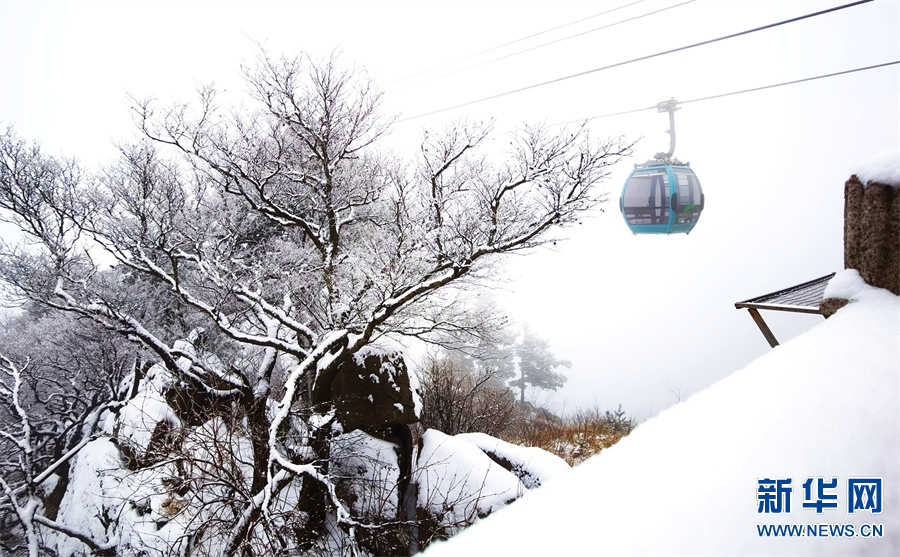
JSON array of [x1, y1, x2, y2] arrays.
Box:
[[620, 99, 704, 235]]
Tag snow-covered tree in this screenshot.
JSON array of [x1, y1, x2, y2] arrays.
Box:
[[437, 297, 517, 382], [0, 51, 630, 555], [0, 311, 135, 556]]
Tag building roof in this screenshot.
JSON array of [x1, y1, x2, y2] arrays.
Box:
[[734, 272, 836, 315], [734, 273, 836, 348]]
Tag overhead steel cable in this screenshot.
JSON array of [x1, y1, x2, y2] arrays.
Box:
[[679, 61, 900, 106], [564, 60, 900, 125], [392, 0, 697, 90], [386, 0, 649, 85], [396, 0, 875, 123]]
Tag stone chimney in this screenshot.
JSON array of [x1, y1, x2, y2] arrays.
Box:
[[843, 175, 899, 296]]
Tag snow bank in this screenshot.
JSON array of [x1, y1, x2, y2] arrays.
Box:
[[823, 268, 868, 300], [51, 439, 122, 556], [116, 388, 181, 455], [416, 429, 525, 532], [853, 149, 900, 186], [331, 430, 402, 519], [50, 438, 199, 556], [455, 432, 571, 488], [424, 276, 899, 556]]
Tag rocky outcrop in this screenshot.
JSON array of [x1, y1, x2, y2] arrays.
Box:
[[844, 176, 899, 296], [818, 297, 850, 318], [330, 347, 420, 432]]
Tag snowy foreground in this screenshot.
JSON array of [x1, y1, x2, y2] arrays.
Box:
[[425, 269, 899, 556]]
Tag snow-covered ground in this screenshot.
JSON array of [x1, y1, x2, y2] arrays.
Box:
[[424, 269, 900, 556]]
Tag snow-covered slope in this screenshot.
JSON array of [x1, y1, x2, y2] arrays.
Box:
[[424, 270, 899, 556]]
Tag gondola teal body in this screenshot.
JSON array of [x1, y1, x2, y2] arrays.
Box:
[[619, 162, 703, 234]]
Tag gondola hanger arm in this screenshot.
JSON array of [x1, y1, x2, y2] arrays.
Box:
[[654, 98, 680, 161]]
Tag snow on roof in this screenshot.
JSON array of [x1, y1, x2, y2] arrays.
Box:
[[735, 272, 834, 313], [423, 270, 899, 556], [853, 148, 900, 186]]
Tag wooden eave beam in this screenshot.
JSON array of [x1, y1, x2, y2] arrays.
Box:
[[744, 307, 780, 348]]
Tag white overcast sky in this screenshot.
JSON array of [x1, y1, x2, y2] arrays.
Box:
[[2, 0, 899, 417]]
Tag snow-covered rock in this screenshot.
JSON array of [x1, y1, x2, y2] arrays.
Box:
[[416, 429, 525, 536], [116, 388, 181, 463], [454, 432, 571, 488], [853, 149, 900, 186], [49, 439, 122, 557], [330, 344, 420, 430], [330, 429, 403, 521]]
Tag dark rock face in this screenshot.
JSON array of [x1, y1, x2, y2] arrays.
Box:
[[164, 385, 240, 427], [844, 176, 899, 296], [331, 349, 420, 432]]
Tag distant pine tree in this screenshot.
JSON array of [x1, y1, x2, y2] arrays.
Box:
[[511, 325, 570, 402]]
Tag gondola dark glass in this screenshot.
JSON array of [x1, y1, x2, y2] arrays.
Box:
[[619, 162, 703, 234], [619, 99, 703, 234]]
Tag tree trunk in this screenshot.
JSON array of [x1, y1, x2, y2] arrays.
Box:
[[246, 396, 271, 494]]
